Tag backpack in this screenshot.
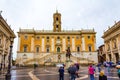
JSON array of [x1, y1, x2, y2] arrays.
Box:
[[118, 69, 120, 74], [69, 67, 76, 74]]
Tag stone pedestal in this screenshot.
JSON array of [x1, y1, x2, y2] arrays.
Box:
[[65, 59, 72, 69]]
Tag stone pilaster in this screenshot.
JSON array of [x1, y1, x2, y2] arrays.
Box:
[[72, 38, 75, 51], [62, 38, 66, 52], [110, 40, 114, 62], [82, 37, 85, 51], [31, 36, 34, 52], [41, 38, 45, 52], [117, 37, 120, 60], [17, 36, 20, 51], [51, 38, 54, 52]]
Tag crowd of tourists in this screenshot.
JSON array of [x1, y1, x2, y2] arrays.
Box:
[[58, 61, 120, 80], [58, 63, 79, 80]]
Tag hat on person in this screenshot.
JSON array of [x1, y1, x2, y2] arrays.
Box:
[[100, 70, 104, 76]]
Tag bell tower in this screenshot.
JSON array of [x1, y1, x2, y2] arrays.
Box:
[[53, 10, 61, 32]]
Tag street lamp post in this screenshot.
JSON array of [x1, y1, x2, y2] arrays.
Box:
[[5, 37, 14, 80]]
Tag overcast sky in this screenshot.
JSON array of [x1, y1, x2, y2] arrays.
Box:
[[0, 0, 120, 60]]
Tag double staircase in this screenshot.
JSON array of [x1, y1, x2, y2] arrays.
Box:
[[23, 53, 94, 66]]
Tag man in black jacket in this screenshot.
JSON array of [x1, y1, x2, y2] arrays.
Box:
[[58, 66, 64, 80]]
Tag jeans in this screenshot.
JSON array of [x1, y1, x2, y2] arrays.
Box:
[[90, 74, 95, 80], [70, 74, 76, 80], [59, 75, 64, 80]]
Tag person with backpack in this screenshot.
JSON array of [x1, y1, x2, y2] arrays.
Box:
[[88, 65, 95, 80], [74, 63, 79, 78], [68, 64, 77, 80]]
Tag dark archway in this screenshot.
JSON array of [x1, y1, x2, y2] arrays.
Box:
[[57, 47, 60, 53]]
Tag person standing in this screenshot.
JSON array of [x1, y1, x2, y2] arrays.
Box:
[[99, 70, 107, 80], [88, 65, 95, 80], [58, 66, 64, 80]]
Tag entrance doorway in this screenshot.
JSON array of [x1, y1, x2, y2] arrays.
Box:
[[57, 47, 60, 53]]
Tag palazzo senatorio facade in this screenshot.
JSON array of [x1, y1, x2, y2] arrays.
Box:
[[0, 13, 16, 70], [102, 21, 120, 63], [16, 11, 97, 66]]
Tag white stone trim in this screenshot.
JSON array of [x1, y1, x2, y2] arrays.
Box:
[[82, 37, 85, 51], [62, 38, 66, 51], [17, 37, 20, 51], [110, 40, 114, 61], [117, 37, 120, 59], [51, 38, 54, 52], [72, 38, 75, 51], [94, 42, 96, 51], [42, 38, 44, 52], [31, 37, 34, 52]]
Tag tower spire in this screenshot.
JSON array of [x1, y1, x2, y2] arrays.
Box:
[[56, 8, 58, 13]]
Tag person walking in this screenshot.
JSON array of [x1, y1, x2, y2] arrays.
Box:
[[97, 63, 101, 72], [68, 64, 77, 80], [75, 63, 79, 78], [99, 70, 107, 80], [88, 65, 95, 80], [58, 66, 64, 80]]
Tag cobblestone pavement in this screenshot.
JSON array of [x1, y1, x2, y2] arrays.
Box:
[[0, 66, 119, 80]]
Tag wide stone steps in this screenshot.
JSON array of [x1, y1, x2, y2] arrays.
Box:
[[23, 53, 94, 65]]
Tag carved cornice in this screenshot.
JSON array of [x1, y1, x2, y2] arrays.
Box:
[[18, 29, 96, 35], [0, 15, 16, 38], [102, 21, 120, 38]]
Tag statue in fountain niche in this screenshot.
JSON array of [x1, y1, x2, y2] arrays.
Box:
[[66, 48, 71, 61]]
